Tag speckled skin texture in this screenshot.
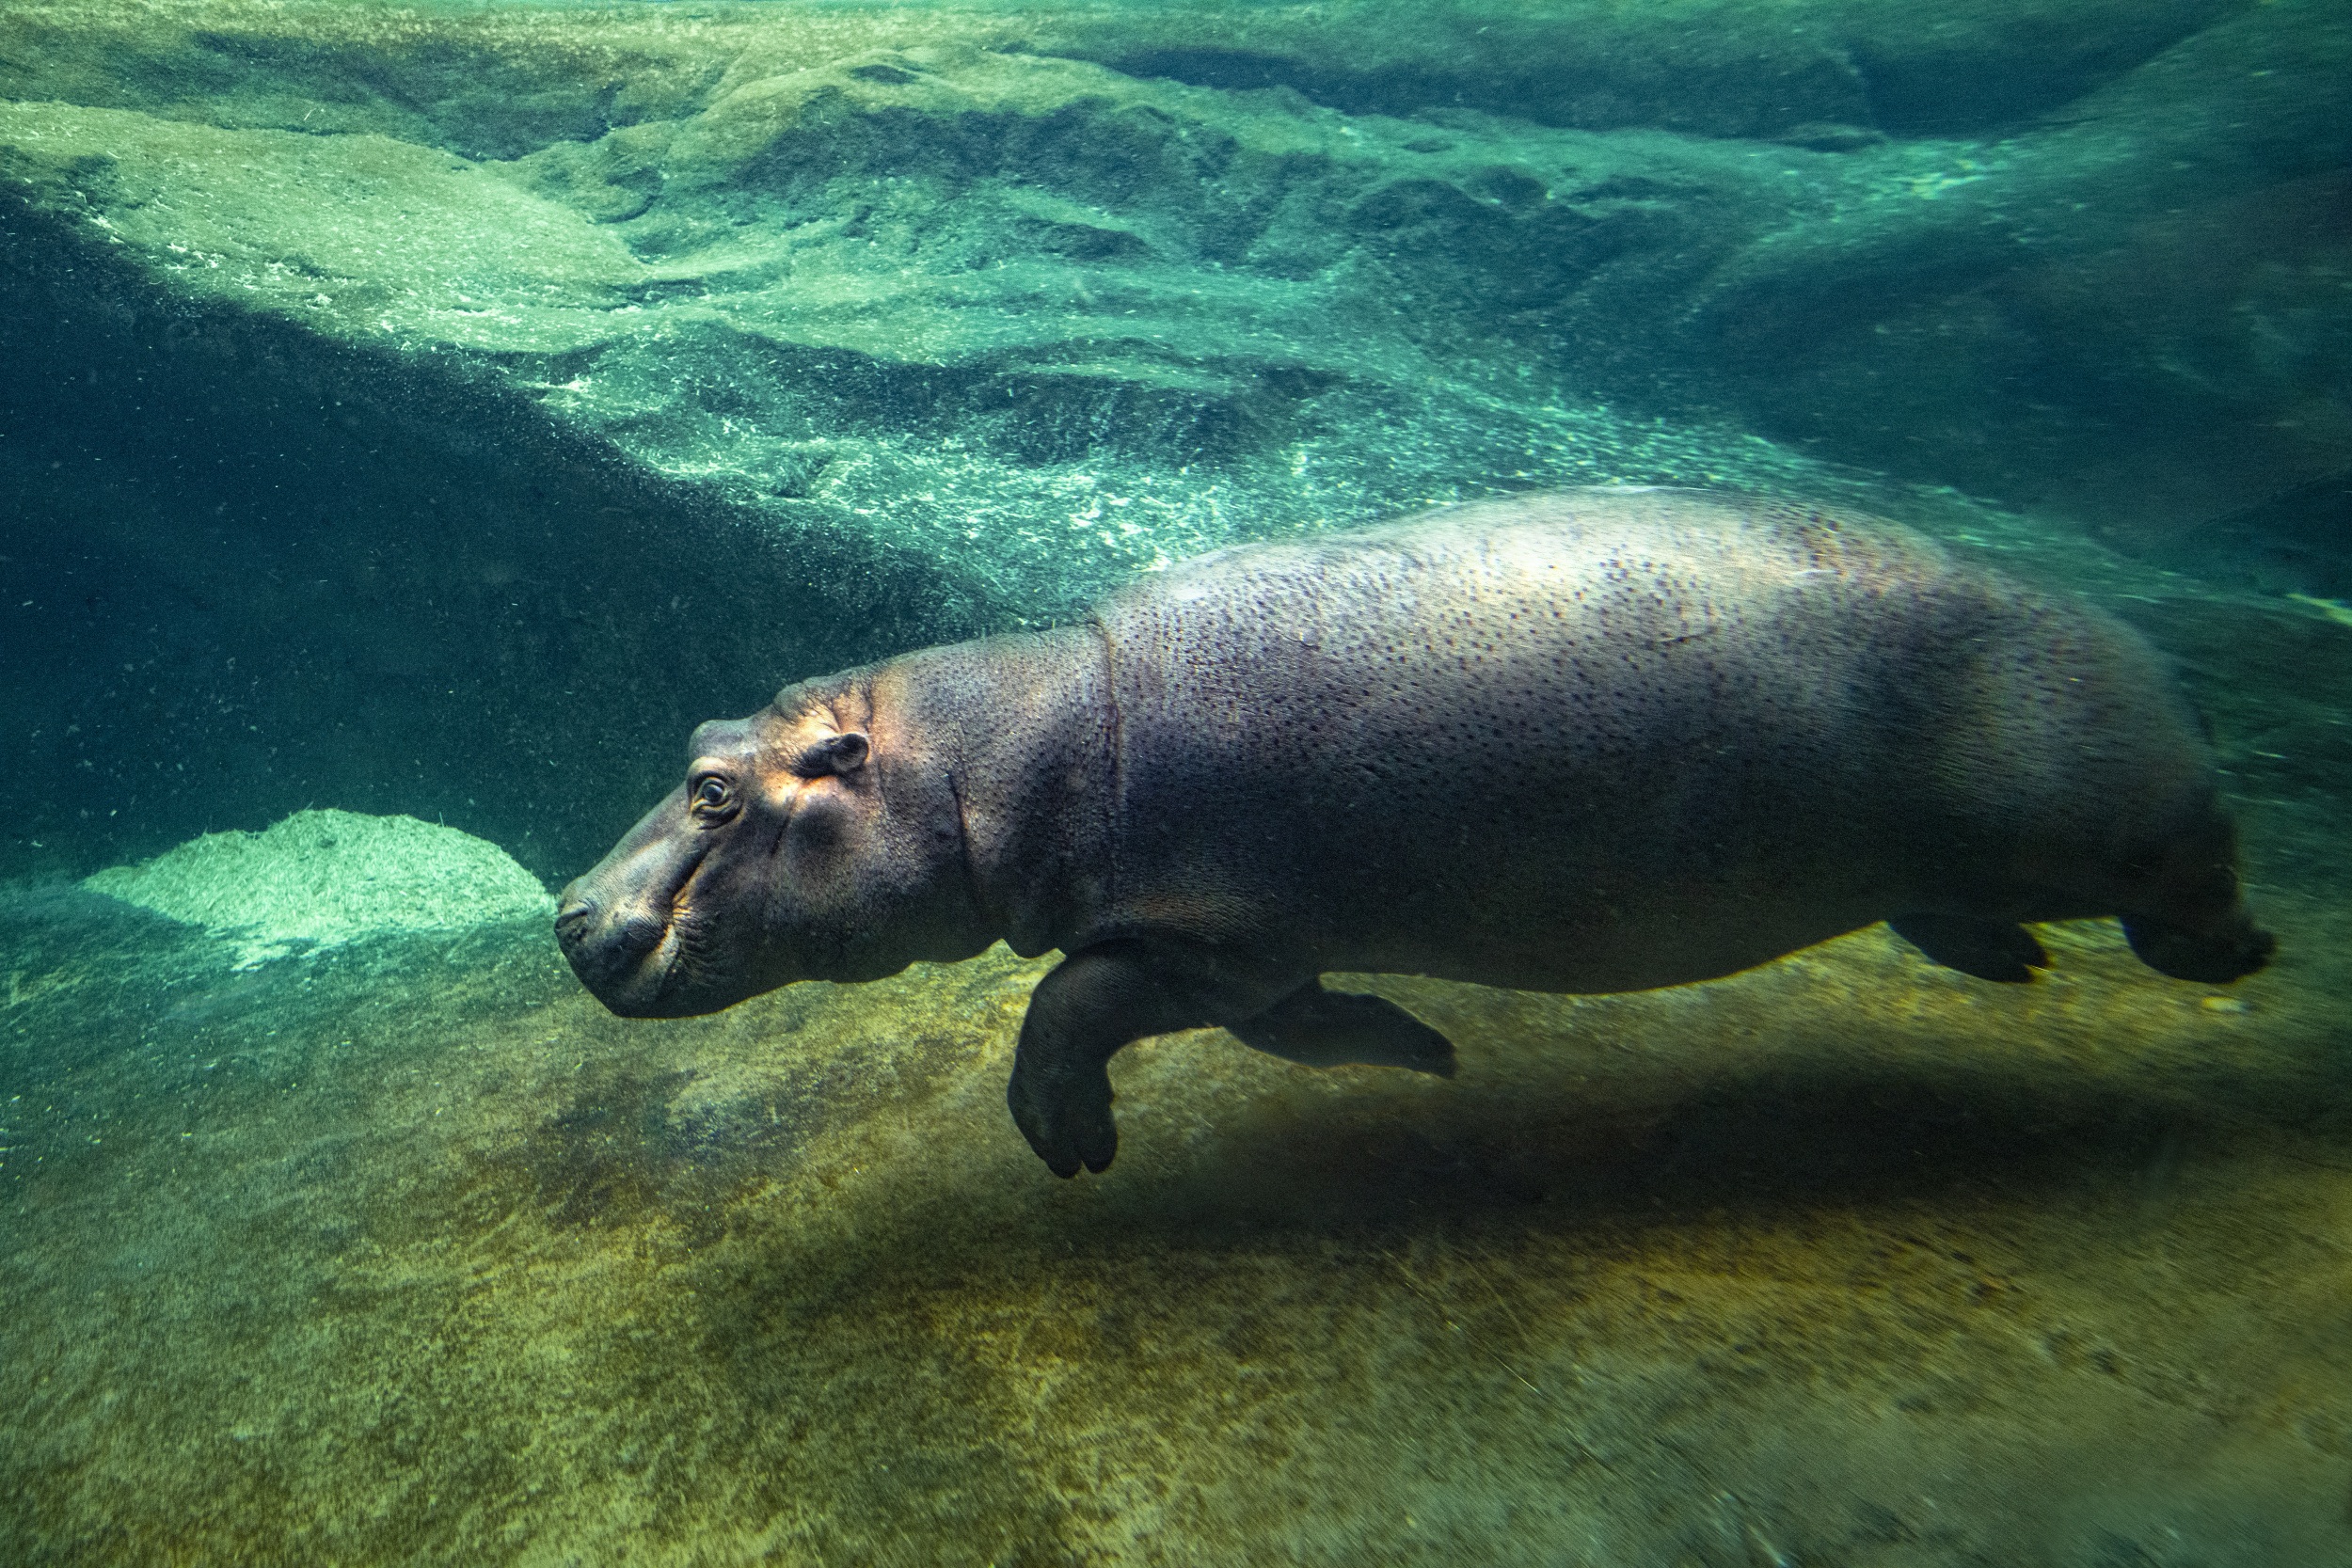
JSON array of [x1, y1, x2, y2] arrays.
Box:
[[558, 489, 2270, 1176]]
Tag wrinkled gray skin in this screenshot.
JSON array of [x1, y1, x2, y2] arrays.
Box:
[[557, 490, 2273, 1177]]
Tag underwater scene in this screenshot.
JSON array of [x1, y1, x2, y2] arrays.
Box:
[[2, 0, 2349, 1561]]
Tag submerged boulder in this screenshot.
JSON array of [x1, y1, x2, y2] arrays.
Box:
[[86, 808, 552, 967]]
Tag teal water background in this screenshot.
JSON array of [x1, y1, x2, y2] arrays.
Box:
[[1, 2, 2347, 1561]]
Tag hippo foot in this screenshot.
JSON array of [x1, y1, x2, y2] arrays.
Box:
[[1229, 981, 1457, 1075], [2122, 910, 2275, 984], [1008, 1053, 1119, 1178], [1888, 912, 2050, 983]]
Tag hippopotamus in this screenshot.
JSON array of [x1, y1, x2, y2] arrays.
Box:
[[556, 489, 2272, 1177]]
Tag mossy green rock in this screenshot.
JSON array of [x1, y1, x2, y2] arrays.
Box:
[[4, 0, 2342, 623], [84, 808, 552, 967], [0, 39, 1820, 619]]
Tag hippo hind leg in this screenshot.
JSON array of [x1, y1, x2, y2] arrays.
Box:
[[2122, 910, 2275, 984], [1229, 980, 1457, 1077], [1888, 912, 2050, 983]]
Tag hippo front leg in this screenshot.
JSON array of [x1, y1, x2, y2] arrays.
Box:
[[1009, 942, 1212, 1177]]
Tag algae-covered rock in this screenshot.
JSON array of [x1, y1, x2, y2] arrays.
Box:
[[1031, 0, 2249, 138], [85, 808, 552, 966], [1687, 0, 2352, 531], [0, 0, 2249, 150]]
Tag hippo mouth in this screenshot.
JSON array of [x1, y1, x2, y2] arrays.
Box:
[[555, 838, 728, 1018], [556, 894, 682, 1016]]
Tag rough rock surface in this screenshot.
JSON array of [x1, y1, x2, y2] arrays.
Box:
[[85, 807, 551, 968]]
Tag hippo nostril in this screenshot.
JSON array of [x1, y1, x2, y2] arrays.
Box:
[[554, 900, 596, 943]]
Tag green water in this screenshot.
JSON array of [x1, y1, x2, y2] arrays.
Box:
[[2, 2, 2348, 1562]]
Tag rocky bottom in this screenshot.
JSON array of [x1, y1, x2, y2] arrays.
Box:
[[1, 783, 2346, 1567]]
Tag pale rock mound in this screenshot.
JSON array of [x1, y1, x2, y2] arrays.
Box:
[[86, 809, 551, 968]]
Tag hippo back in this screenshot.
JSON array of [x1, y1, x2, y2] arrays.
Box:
[[1083, 488, 2217, 993]]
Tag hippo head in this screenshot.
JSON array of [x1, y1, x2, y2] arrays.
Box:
[[555, 676, 987, 1018]]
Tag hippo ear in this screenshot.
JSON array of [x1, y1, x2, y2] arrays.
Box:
[[792, 732, 869, 777]]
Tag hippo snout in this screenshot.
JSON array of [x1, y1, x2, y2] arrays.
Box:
[[553, 893, 596, 944], [553, 883, 674, 1014]]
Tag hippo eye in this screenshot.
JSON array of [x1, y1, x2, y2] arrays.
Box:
[[689, 774, 737, 821]]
